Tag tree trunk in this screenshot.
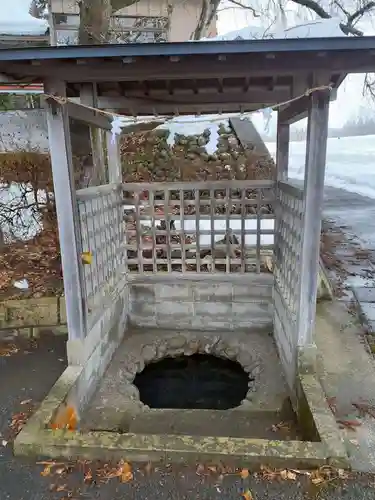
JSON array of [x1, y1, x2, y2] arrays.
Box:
[[78, 0, 112, 45]]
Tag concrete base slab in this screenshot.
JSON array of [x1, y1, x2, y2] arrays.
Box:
[[13, 335, 348, 470], [128, 408, 301, 440]]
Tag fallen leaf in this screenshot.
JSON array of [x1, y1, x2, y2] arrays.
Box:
[[240, 468, 249, 479], [311, 476, 325, 486], [336, 418, 362, 431], [326, 397, 337, 415], [242, 490, 253, 500], [352, 401, 375, 419], [289, 469, 311, 477], [41, 465, 52, 477], [56, 485, 68, 492], [81, 251, 93, 265], [50, 405, 78, 431], [0, 345, 19, 357], [118, 461, 133, 483], [84, 469, 93, 483]]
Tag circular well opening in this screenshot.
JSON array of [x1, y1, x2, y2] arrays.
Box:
[[134, 353, 250, 410]]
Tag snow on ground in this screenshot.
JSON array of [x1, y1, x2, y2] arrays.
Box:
[[0, 0, 48, 35], [131, 216, 275, 247], [267, 134, 375, 200]]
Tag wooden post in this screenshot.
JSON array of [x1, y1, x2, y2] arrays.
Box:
[[106, 132, 122, 183], [297, 90, 330, 346], [276, 115, 290, 181], [80, 83, 107, 185], [45, 80, 86, 341]]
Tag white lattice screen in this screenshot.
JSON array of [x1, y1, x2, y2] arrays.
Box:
[[77, 184, 124, 333]]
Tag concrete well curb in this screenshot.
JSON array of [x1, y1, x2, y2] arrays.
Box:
[[14, 361, 349, 469]]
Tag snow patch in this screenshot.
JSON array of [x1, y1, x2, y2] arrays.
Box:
[[159, 119, 223, 154], [201, 17, 345, 42]]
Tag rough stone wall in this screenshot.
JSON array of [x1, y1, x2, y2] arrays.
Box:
[[121, 122, 275, 183], [128, 275, 273, 331]]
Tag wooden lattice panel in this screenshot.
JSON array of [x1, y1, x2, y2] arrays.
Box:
[[274, 182, 304, 314], [123, 180, 276, 274], [77, 184, 124, 331]]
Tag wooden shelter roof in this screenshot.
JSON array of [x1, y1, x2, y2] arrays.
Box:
[[0, 36, 375, 120]]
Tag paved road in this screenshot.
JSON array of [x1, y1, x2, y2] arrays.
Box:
[[322, 186, 375, 249], [1, 334, 375, 499]]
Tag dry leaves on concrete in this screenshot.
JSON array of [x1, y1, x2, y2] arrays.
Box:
[[118, 460, 134, 483], [50, 404, 78, 431], [352, 400, 375, 419], [0, 344, 20, 357], [326, 396, 363, 431], [9, 410, 32, 436]]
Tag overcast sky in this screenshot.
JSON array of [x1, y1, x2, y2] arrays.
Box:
[[217, 1, 375, 127]]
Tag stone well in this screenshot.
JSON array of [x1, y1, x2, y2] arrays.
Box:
[[107, 331, 261, 417]]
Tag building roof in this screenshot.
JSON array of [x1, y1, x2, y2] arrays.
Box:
[[0, 35, 374, 117]]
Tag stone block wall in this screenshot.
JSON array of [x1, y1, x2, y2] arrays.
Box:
[[0, 296, 67, 338], [128, 274, 273, 331], [67, 277, 129, 414]]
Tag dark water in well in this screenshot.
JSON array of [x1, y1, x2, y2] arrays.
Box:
[[133, 354, 249, 410]]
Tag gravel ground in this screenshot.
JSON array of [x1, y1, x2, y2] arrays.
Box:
[[1, 334, 375, 500]]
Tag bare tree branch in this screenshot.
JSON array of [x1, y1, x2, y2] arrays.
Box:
[[289, 0, 375, 36], [227, 0, 259, 16], [348, 1, 375, 24]]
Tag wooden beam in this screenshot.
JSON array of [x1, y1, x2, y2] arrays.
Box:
[[230, 116, 270, 157], [278, 95, 310, 125], [44, 79, 86, 342], [297, 89, 330, 346], [96, 89, 292, 108], [71, 97, 112, 130], [95, 100, 262, 115], [278, 89, 337, 125], [44, 96, 112, 129]]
